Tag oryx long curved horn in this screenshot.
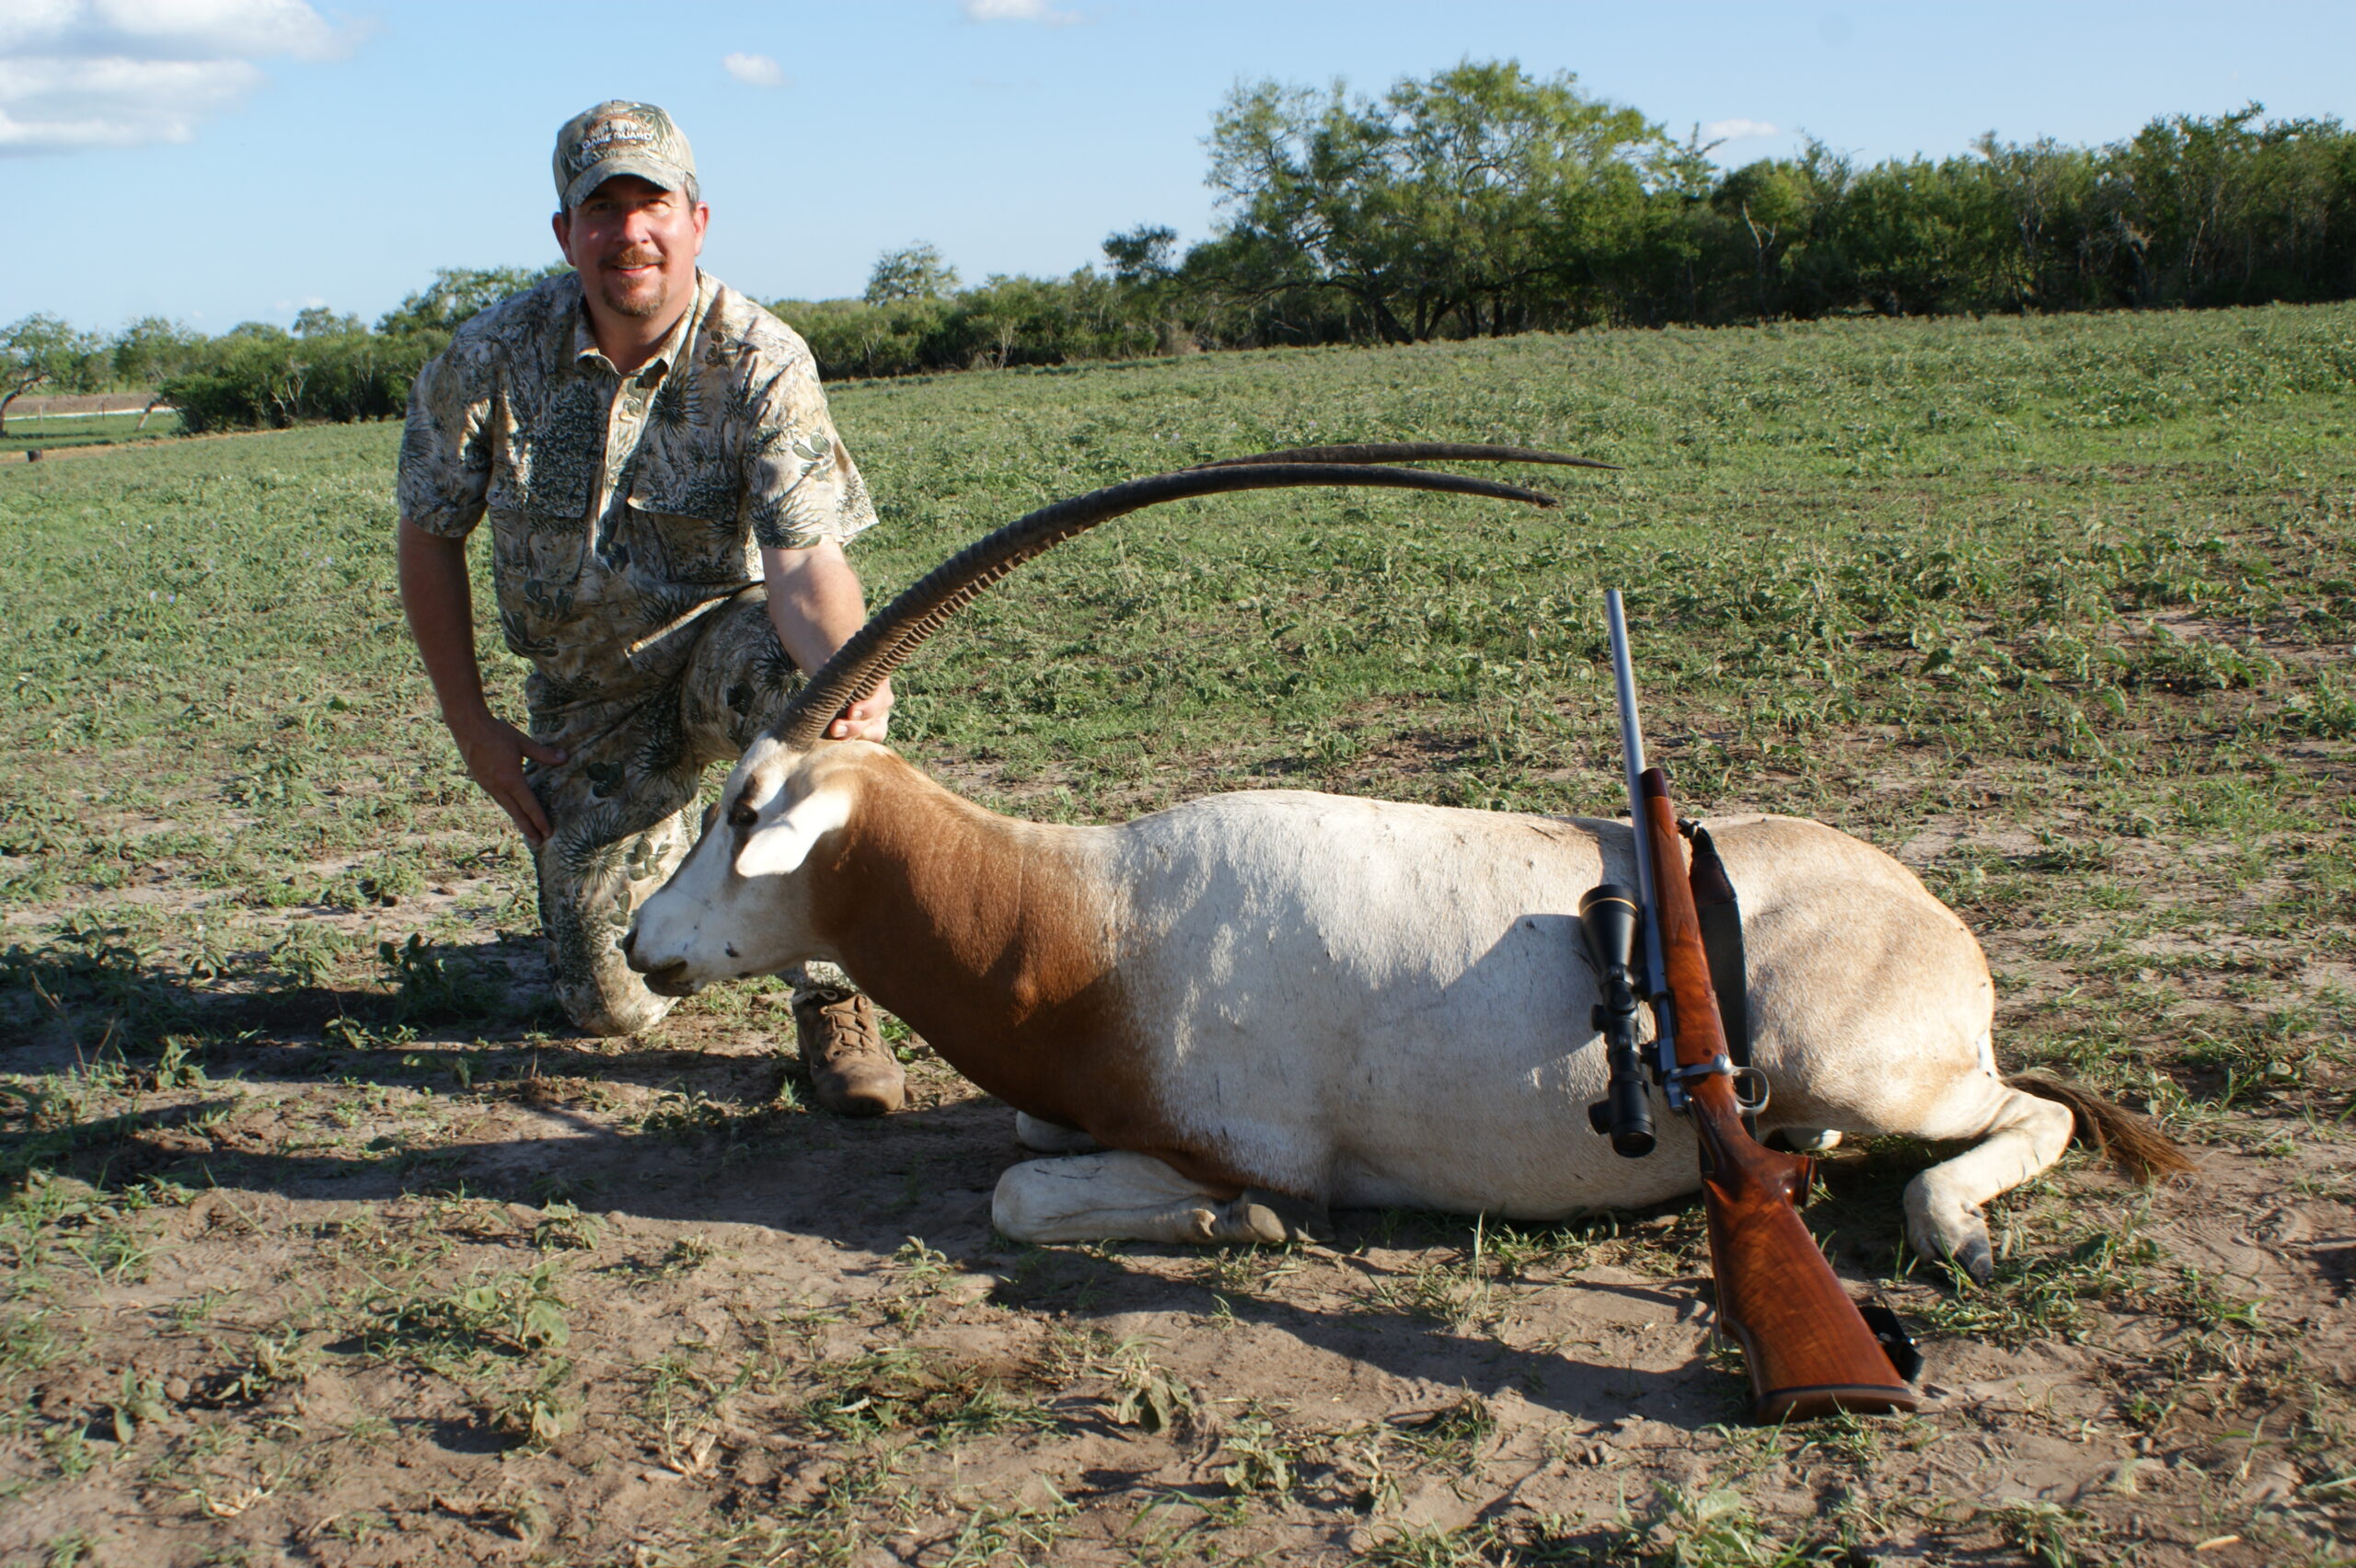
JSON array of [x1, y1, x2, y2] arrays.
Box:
[[1192, 442, 1618, 471], [772, 451, 1593, 750]]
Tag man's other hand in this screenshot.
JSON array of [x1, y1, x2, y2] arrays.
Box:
[[449, 708, 568, 847], [398, 521, 568, 847], [829, 676, 894, 743]]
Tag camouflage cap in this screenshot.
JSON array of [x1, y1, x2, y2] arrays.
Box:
[[552, 100, 698, 210]]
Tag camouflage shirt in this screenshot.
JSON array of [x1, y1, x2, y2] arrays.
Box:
[[398, 270, 876, 706]]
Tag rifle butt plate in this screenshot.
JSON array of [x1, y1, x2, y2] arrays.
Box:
[[1750, 1382, 1920, 1424]]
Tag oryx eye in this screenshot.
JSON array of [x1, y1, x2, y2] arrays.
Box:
[[727, 799, 758, 829]]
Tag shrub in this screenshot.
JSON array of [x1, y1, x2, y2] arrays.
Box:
[[164, 329, 447, 432]]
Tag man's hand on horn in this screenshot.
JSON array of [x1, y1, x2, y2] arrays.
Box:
[[829, 677, 895, 744], [765, 539, 894, 744]]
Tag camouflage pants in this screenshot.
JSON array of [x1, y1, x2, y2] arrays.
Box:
[[523, 588, 854, 1036]]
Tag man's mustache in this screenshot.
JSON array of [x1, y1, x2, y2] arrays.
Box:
[[604, 248, 663, 270]]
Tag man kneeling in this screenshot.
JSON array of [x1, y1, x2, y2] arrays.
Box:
[[394, 99, 903, 1114]]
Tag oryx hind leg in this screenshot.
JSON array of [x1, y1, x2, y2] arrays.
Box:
[[992, 1150, 1323, 1247], [1900, 1070, 2075, 1285]]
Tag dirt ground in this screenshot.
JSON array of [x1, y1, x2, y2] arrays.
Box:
[[3, 394, 162, 419], [1, 971, 2349, 1567]]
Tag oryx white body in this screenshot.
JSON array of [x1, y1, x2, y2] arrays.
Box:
[[629, 736, 2070, 1280]]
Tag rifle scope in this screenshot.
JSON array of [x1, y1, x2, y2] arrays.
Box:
[[1580, 883, 1657, 1158]]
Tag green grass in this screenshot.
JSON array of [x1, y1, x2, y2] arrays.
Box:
[[1, 302, 2352, 1563], [2, 409, 187, 455], [6, 304, 2349, 1102]]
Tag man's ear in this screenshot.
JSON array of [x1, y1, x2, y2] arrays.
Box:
[[733, 786, 851, 879]]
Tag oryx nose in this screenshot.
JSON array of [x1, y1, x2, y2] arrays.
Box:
[[621, 926, 695, 995]]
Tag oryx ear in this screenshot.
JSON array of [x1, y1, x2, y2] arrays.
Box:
[[733, 786, 852, 879]]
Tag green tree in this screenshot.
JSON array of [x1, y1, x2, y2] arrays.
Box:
[[1199, 76, 1422, 340], [376, 266, 562, 336], [0, 315, 105, 434], [163, 329, 438, 432], [292, 306, 364, 339], [2098, 105, 2356, 306], [1198, 60, 1680, 340], [1711, 159, 1816, 313], [1102, 225, 1178, 283], [1101, 225, 1202, 353], [863, 243, 962, 304], [1969, 134, 2103, 311], [1389, 60, 1669, 333], [110, 317, 205, 386]]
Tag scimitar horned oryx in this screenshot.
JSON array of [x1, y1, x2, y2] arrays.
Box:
[[623, 444, 2188, 1282]]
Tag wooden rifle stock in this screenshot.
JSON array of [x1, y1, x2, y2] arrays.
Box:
[[1637, 768, 1918, 1423]]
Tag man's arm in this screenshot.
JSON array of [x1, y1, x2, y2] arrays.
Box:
[[398, 518, 567, 845], [761, 539, 893, 742]]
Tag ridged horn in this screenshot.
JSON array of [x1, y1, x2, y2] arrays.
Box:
[[772, 449, 1598, 751], [1192, 442, 1618, 471]]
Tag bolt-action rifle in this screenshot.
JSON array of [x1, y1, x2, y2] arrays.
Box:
[[1585, 589, 1918, 1423]]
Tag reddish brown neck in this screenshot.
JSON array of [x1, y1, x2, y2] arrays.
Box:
[[804, 756, 1145, 1131]]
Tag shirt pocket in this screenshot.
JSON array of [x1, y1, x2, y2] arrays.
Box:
[[617, 483, 756, 675], [485, 409, 597, 654], [622, 478, 754, 588], [489, 384, 598, 539]]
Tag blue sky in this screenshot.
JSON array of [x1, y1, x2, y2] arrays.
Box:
[[6, 0, 2350, 333]]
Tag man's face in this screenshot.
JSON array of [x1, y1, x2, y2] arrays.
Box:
[[553, 175, 709, 322]]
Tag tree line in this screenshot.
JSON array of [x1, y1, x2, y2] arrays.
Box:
[[0, 267, 562, 434], [796, 64, 2356, 374], [11, 61, 2354, 431]]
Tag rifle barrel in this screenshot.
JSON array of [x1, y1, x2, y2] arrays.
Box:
[[1603, 591, 1667, 1004]]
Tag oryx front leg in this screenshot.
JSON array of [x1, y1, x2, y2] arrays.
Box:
[[1902, 1078, 2076, 1284], [992, 1151, 1321, 1246], [1013, 1112, 1101, 1155]]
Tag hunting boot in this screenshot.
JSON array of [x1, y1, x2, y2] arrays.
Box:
[[791, 987, 905, 1117]]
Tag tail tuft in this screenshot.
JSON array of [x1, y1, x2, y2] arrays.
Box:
[[2010, 1075, 2196, 1184]]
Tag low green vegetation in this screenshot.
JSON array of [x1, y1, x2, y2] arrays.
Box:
[[0, 302, 2350, 1562], [0, 410, 185, 457]]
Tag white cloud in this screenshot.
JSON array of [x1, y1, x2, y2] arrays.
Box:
[[0, 55, 259, 148], [960, 0, 1083, 24], [0, 0, 353, 155], [1703, 118, 1782, 144], [722, 51, 785, 88]]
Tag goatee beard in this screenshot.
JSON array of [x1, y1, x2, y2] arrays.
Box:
[[604, 281, 668, 318], [600, 272, 669, 319], [598, 247, 670, 317]]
